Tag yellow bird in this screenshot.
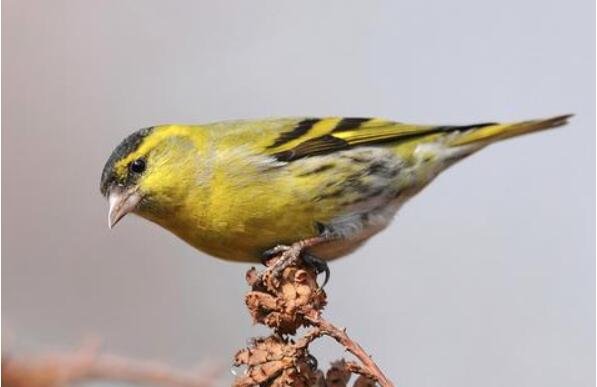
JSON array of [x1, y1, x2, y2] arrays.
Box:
[[101, 115, 571, 279]]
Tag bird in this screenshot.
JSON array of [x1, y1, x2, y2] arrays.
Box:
[[101, 114, 571, 282]]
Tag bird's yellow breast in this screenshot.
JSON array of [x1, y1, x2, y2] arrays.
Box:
[[137, 138, 333, 261]]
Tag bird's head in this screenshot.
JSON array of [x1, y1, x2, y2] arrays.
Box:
[[100, 125, 204, 228]]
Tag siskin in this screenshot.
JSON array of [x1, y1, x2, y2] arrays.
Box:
[[101, 115, 571, 277]]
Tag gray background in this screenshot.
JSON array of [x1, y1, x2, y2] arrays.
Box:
[[2, 0, 595, 386]]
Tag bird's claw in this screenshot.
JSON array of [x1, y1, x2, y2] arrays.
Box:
[[259, 243, 330, 289], [302, 253, 330, 289]]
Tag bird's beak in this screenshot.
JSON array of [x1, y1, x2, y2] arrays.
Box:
[[107, 186, 142, 229]]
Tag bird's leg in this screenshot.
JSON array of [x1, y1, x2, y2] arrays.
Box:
[[260, 236, 330, 287]]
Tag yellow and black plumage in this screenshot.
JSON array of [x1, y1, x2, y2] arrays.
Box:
[[100, 115, 571, 263]]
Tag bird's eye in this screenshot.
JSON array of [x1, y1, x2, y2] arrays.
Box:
[[130, 159, 146, 174]]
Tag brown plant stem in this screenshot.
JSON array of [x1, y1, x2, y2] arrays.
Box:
[[306, 315, 394, 387]]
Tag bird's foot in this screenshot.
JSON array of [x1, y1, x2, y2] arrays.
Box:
[[261, 243, 302, 274], [260, 238, 330, 288], [261, 244, 293, 266]]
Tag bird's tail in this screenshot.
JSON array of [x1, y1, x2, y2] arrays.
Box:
[[448, 114, 573, 148]]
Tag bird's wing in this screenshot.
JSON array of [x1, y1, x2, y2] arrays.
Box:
[[261, 117, 496, 161]]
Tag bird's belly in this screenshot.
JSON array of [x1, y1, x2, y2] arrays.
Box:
[[156, 199, 324, 263], [158, 193, 399, 263], [310, 198, 403, 260]]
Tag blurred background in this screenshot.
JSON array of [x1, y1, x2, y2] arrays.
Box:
[[2, 0, 595, 386]]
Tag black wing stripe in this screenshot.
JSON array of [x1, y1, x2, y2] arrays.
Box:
[[332, 117, 371, 132], [273, 135, 349, 161], [266, 118, 321, 149], [431, 122, 496, 133], [352, 122, 498, 146]]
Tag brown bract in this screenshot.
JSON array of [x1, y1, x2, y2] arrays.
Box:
[[232, 335, 318, 387], [245, 265, 326, 334]]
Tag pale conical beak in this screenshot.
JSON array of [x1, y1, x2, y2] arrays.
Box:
[[108, 187, 142, 229]]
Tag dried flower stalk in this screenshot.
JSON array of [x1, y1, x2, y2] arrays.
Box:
[[236, 259, 395, 386]]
